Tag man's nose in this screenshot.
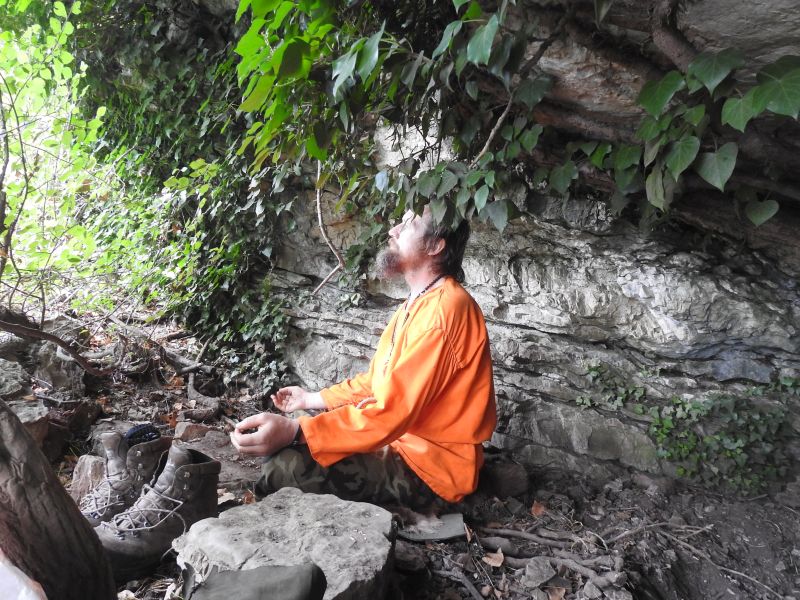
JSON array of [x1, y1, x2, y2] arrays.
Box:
[[388, 223, 401, 238]]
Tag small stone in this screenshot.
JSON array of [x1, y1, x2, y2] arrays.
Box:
[[505, 497, 525, 515], [583, 581, 602, 599], [69, 455, 105, 502], [776, 560, 786, 572], [522, 557, 555, 589], [394, 539, 427, 575], [174, 421, 212, 441]]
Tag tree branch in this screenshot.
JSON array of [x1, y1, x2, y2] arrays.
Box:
[[312, 161, 345, 295]]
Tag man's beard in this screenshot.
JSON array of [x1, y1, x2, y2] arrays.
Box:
[[374, 247, 402, 279]]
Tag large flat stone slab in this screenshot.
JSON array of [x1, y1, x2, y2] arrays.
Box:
[[173, 487, 395, 600]]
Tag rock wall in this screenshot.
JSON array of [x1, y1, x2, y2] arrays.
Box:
[[271, 190, 800, 484]]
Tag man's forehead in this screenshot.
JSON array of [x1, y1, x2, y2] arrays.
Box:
[[402, 207, 432, 222]]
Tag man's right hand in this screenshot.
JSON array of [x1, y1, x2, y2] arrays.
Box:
[[271, 386, 326, 412]]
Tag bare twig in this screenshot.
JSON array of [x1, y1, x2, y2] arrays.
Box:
[[312, 161, 345, 295], [605, 521, 671, 544], [662, 532, 783, 599], [431, 569, 483, 600], [479, 526, 571, 549]]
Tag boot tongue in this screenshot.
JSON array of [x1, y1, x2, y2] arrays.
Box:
[[99, 432, 128, 478], [153, 444, 193, 494]]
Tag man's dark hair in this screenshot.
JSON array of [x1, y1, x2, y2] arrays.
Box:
[[423, 217, 471, 283]]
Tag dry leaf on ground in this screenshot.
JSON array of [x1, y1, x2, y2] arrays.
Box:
[[531, 501, 547, 517], [482, 548, 504, 568]]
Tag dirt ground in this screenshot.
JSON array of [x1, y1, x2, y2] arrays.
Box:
[[30, 328, 797, 600]]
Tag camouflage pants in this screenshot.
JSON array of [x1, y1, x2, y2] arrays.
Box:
[[256, 446, 439, 510]]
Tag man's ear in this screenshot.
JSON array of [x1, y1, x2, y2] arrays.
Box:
[[427, 237, 445, 257]]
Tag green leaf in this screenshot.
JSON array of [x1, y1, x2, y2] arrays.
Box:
[[357, 24, 385, 80], [432, 20, 463, 59], [519, 125, 542, 152], [590, 143, 611, 168], [687, 48, 744, 94], [745, 198, 779, 227], [466, 14, 499, 66], [693, 142, 738, 191], [456, 187, 471, 208], [578, 141, 598, 157], [465, 80, 479, 100], [614, 144, 642, 171], [721, 94, 756, 132], [665, 136, 700, 179], [752, 68, 800, 119], [331, 50, 358, 98], [463, 1, 483, 20], [430, 197, 448, 224], [550, 160, 577, 194], [645, 166, 665, 210], [506, 140, 521, 159], [638, 71, 685, 116], [683, 105, 706, 127], [635, 116, 661, 142], [53, 1, 67, 17], [757, 56, 800, 83], [516, 75, 552, 109], [594, 0, 616, 24], [453, 0, 470, 10], [375, 171, 389, 193], [417, 172, 439, 198], [437, 170, 459, 196], [474, 185, 490, 211], [277, 39, 309, 78], [484, 200, 510, 231], [240, 74, 274, 112]]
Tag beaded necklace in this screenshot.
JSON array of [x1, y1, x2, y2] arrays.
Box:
[[383, 273, 445, 374]]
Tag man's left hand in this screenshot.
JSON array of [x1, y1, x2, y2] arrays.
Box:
[[230, 412, 298, 456]]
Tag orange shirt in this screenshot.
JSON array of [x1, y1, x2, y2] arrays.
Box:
[[298, 277, 496, 502]]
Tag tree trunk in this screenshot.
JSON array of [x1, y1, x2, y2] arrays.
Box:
[[0, 399, 115, 600]]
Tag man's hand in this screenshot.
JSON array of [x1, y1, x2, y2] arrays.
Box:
[[271, 386, 326, 412], [230, 412, 298, 457]]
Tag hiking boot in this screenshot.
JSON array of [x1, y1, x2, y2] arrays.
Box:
[[95, 443, 221, 582], [79, 430, 172, 527]]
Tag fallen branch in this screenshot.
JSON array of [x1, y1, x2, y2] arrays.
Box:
[[479, 526, 571, 549], [431, 569, 483, 600]]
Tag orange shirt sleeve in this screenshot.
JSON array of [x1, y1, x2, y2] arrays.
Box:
[[299, 325, 458, 466]]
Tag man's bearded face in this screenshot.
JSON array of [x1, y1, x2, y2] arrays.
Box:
[[374, 210, 432, 280]]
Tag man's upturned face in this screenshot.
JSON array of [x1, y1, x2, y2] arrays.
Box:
[[375, 209, 431, 279]]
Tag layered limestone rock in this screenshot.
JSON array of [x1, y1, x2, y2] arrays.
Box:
[[272, 191, 800, 481]]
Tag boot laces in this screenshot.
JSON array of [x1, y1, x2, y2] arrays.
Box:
[[79, 469, 133, 516], [106, 484, 187, 534]]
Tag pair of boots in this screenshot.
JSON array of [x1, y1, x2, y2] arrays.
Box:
[[79, 428, 220, 582]]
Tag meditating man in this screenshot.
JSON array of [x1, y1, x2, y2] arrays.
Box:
[[231, 207, 496, 509]]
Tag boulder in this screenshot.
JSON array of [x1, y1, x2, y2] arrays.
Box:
[[0, 358, 30, 400], [173, 487, 395, 600]]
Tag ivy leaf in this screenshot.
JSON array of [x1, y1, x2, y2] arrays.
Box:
[[590, 143, 611, 168], [683, 105, 706, 127], [693, 142, 738, 191], [665, 135, 700, 180], [614, 144, 642, 171], [745, 198, 779, 227], [756, 55, 800, 83], [456, 187, 471, 208], [465, 170, 483, 187], [645, 166, 665, 210], [251, 0, 281, 18], [635, 116, 661, 142], [550, 160, 577, 194], [430, 197, 448, 225], [721, 93, 756, 132], [437, 170, 459, 196], [687, 48, 744, 94], [519, 125, 542, 152], [516, 75, 552, 109], [474, 184, 490, 211], [752, 67, 800, 119], [276, 39, 309, 78], [453, 0, 471, 11], [594, 0, 616, 25], [432, 20, 462, 59], [484, 199, 510, 232], [466, 14, 499, 66], [638, 71, 685, 116], [53, 1, 67, 17], [357, 23, 385, 81], [578, 141, 598, 157]]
